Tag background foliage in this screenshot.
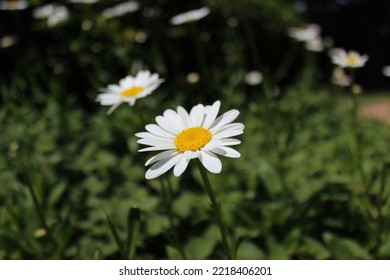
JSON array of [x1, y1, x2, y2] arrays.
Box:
[[1, 0, 390, 259]]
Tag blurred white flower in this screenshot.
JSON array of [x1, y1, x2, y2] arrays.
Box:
[[332, 67, 351, 87], [382, 66, 390, 77], [96, 70, 164, 114], [287, 24, 321, 42], [136, 101, 244, 179], [68, 0, 99, 3], [170, 7, 210, 25], [186, 72, 200, 84], [244, 70, 263, 86], [304, 36, 324, 52], [102, 1, 139, 19], [0, 35, 17, 48], [329, 48, 369, 68], [33, 4, 69, 27], [0, 0, 28, 10]]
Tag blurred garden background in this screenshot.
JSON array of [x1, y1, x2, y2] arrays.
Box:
[[1, 0, 390, 260]]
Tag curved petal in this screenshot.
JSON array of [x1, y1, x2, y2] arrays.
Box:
[[209, 109, 240, 133], [199, 151, 222, 174], [189, 104, 205, 126], [156, 116, 182, 135], [173, 156, 190, 176], [211, 147, 241, 158], [202, 100, 221, 129], [145, 150, 179, 166], [177, 106, 192, 128], [144, 124, 175, 138], [145, 154, 182, 179]]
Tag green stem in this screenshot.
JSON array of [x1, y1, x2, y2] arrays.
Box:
[[240, 13, 272, 98], [21, 165, 56, 246], [135, 102, 146, 127], [196, 161, 232, 259], [160, 178, 187, 259]]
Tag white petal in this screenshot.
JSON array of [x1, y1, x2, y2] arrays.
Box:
[[213, 126, 244, 139], [145, 154, 182, 179], [145, 150, 179, 166], [163, 109, 185, 130], [183, 150, 200, 159], [220, 138, 241, 146], [199, 151, 222, 174], [145, 124, 175, 138], [211, 147, 241, 158], [107, 103, 122, 114], [202, 100, 221, 128], [96, 94, 121, 105], [139, 146, 173, 152], [137, 137, 174, 147], [173, 156, 190, 176], [209, 109, 240, 133], [189, 104, 205, 126], [156, 116, 182, 134], [177, 106, 192, 127], [202, 140, 223, 151]]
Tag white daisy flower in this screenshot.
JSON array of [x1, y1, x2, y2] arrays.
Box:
[[170, 7, 210, 25], [0, 35, 17, 48], [244, 70, 263, 86], [96, 70, 164, 114], [382, 66, 390, 77], [332, 67, 351, 87], [287, 24, 321, 42], [304, 36, 324, 52], [329, 48, 369, 68], [102, 1, 139, 19], [0, 0, 28, 10], [136, 101, 244, 179], [33, 4, 69, 27]]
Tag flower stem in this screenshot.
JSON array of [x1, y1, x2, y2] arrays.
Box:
[[135, 102, 146, 127], [160, 177, 187, 259], [21, 165, 56, 246], [196, 160, 232, 259]]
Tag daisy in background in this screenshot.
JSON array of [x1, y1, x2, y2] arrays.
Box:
[[136, 100, 244, 179], [329, 48, 369, 68], [304, 36, 324, 52], [102, 1, 139, 19], [33, 4, 69, 27], [244, 70, 263, 86], [332, 67, 351, 87], [170, 7, 210, 25], [287, 24, 321, 42], [382, 66, 390, 77], [96, 70, 164, 114], [0, 0, 28, 10], [0, 35, 17, 49]]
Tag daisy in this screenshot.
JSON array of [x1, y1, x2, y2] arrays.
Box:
[[102, 1, 139, 19], [332, 67, 351, 87], [96, 70, 164, 114], [382, 66, 390, 77], [244, 70, 263, 86], [0, 35, 17, 48], [329, 48, 369, 68], [287, 24, 321, 42], [136, 101, 244, 179], [33, 4, 69, 27], [170, 7, 210, 25], [0, 0, 28, 10], [304, 36, 324, 52]]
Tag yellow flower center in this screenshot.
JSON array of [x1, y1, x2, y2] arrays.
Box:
[[175, 127, 212, 153], [346, 53, 360, 67], [120, 86, 144, 98]]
